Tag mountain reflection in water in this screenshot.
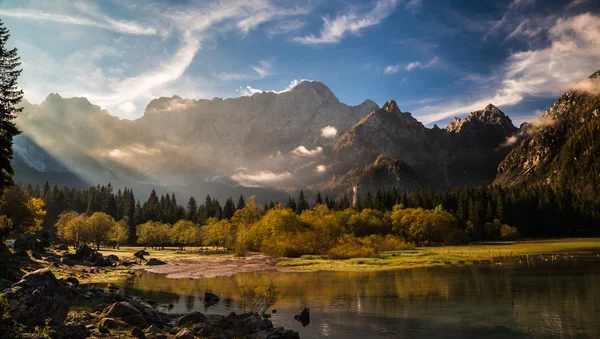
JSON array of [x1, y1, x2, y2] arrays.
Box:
[[102, 257, 600, 338]]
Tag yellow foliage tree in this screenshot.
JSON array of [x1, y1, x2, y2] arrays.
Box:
[[0, 186, 46, 240]]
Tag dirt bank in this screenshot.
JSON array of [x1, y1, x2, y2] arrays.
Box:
[[135, 254, 280, 278]]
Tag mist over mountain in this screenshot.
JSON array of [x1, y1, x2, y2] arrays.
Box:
[[16, 71, 600, 202], [13, 81, 378, 200]]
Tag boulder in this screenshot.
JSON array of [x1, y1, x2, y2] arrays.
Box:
[[98, 326, 110, 334], [176, 311, 207, 326], [146, 258, 166, 266], [145, 325, 162, 334], [53, 324, 89, 339], [65, 277, 79, 286], [204, 292, 220, 304], [128, 298, 162, 323], [54, 244, 69, 251], [131, 327, 146, 339], [61, 257, 75, 266], [99, 317, 120, 329], [105, 301, 141, 318], [175, 329, 195, 339], [73, 244, 92, 260], [123, 314, 149, 328], [107, 254, 119, 262], [13, 237, 25, 249], [4, 268, 72, 326]]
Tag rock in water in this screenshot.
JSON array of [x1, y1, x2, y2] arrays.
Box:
[[204, 292, 220, 304], [146, 258, 166, 266]]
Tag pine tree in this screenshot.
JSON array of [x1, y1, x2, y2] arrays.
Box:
[[296, 190, 309, 213], [0, 20, 22, 192], [315, 192, 323, 205], [363, 191, 373, 209], [186, 196, 198, 222], [237, 195, 245, 210]]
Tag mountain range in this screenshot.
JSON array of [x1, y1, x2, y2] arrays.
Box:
[[12, 70, 600, 201]]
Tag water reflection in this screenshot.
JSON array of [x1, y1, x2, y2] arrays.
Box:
[[106, 256, 600, 338]]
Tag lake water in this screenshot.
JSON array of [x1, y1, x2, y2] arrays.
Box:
[[104, 253, 600, 338]]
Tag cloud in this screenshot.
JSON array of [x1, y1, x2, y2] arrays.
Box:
[[571, 77, 600, 95], [405, 0, 422, 12], [316, 164, 328, 173], [290, 146, 324, 157], [416, 13, 600, 124], [237, 79, 309, 96], [294, 0, 398, 44], [0, 8, 157, 35], [405, 56, 439, 71], [384, 65, 401, 74], [252, 60, 272, 79], [266, 19, 306, 37], [230, 170, 293, 187], [320, 125, 338, 138], [501, 110, 556, 147]]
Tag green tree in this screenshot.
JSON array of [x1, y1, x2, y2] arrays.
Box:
[[87, 212, 116, 249], [0, 20, 22, 191]]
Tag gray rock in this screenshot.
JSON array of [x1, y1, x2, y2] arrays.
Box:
[[146, 258, 166, 266], [99, 317, 120, 329], [105, 301, 141, 318], [4, 269, 72, 326], [176, 311, 207, 326], [123, 314, 149, 328]]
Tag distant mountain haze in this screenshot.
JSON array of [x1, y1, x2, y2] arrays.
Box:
[[13, 72, 600, 200]]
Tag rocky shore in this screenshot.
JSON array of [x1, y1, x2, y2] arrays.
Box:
[[0, 245, 300, 339]]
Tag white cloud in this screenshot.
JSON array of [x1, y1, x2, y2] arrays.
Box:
[[320, 125, 338, 138], [0, 8, 157, 35], [217, 59, 273, 81], [266, 19, 306, 37], [405, 0, 422, 12], [252, 60, 272, 79], [384, 65, 400, 74], [237, 79, 309, 96], [231, 170, 293, 187], [290, 146, 324, 157], [316, 164, 328, 173], [10, 0, 311, 119], [294, 0, 398, 44], [417, 13, 600, 124], [405, 56, 439, 71]]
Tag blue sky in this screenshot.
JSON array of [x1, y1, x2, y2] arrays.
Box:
[[1, 0, 599, 126]]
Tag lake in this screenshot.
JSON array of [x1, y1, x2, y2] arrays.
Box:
[[103, 253, 600, 338]]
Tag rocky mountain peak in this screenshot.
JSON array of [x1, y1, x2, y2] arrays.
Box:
[[382, 100, 400, 113], [289, 80, 338, 102], [588, 69, 600, 79], [446, 104, 516, 133]]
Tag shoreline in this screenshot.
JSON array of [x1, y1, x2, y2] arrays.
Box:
[[118, 238, 600, 280]]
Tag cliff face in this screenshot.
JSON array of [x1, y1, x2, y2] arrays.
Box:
[[314, 102, 519, 195], [494, 70, 600, 194]]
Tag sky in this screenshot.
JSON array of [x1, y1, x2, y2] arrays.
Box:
[[1, 0, 600, 126]]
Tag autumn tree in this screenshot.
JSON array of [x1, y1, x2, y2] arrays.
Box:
[[0, 186, 46, 240], [109, 216, 130, 249], [87, 212, 116, 249]]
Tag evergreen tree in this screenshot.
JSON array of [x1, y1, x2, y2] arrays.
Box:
[[363, 191, 373, 209], [0, 20, 22, 192], [315, 192, 323, 205], [186, 196, 198, 222], [297, 190, 309, 212], [237, 195, 245, 210], [223, 197, 236, 219]]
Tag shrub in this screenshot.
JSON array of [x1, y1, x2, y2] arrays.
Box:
[[375, 235, 413, 252], [500, 224, 520, 240], [327, 235, 376, 259], [238, 281, 281, 314]]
